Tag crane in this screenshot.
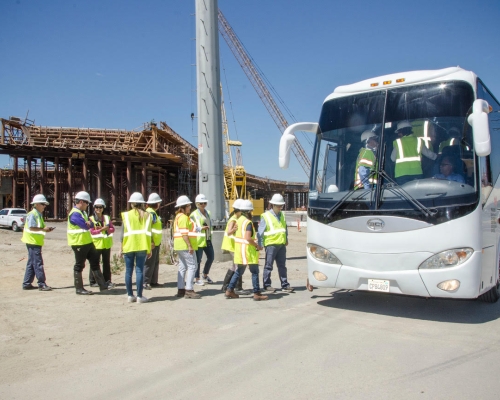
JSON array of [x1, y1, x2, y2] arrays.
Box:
[[221, 84, 247, 200], [218, 9, 312, 177]]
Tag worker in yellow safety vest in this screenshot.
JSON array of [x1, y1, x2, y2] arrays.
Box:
[[68, 191, 110, 295], [121, 192, 153, 304], [257, 194, 294, 293], [21, 194, 54, 291], [89, 198, 115, 288], [143, 193, 163, 290], [225, 200, 268, 301], [390, 120, 437, 185], [173, 195, 201, 299], [354, 130, 379, 190]]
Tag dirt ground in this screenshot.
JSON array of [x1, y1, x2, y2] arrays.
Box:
[[0, 221, 309, 399]]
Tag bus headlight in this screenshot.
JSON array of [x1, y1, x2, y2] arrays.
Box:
[[307, 244, 342, 264], [419, 248, 473, 269]]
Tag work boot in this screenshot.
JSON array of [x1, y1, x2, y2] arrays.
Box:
[[253, 292, 268, 301], [176, 289, 186, 298], [92, 269, 109, 292], [225, 289, 239, 299], [221, 269, 234, 292], [185, 290, 201, 299], [74, 271, 93, 295]]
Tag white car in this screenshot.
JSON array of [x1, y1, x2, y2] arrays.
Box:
[[0, 208, 27, 232]]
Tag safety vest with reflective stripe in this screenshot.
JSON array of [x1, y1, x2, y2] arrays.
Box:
[[67, 208, 93, 246], [173, 213, 199, 251], [221, 214, 238, 252], [21, 209, 46, 246], [412, 120, 434, 151], [146, 207, 162, 246], [393, 135, 423, 178], [89, 215, 113, 250], [121, 210, 152, 254], [190, 208, 211, 248], [234, 215, 258, 265], [354, 147, 378, 188], [261, 210, 287, 246]]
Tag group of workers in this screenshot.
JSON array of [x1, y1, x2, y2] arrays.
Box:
[[354, 120, 467, 190], [21, 190, 292, 304]]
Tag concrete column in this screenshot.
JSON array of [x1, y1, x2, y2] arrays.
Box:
[[82, 158, 88, 190], [67, 158, 73, 212], [26, 156, 32, 207], [142, 162, 147, 195], [12, 157, 18, 207], [97, 159, 103, 198], [54, 157, 59, 219], [126, 161, 132, 203], [40, 157, 45, 194], [112, 161, 117, 219]]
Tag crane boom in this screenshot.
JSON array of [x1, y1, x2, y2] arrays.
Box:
[[218, 10, 311, 176]]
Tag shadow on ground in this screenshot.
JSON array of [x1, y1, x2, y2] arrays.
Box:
[[315, 289, 500, 324]]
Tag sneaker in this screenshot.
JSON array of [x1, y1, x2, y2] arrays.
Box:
[[38, 284, 52, 291], [264, 286, 276, 293], [185, 290, 201, 299], [22, 284, 37, 290], [137, 296, 149, 303], [204, 275, 214, 284], [194, 279, 205, 286], [143, 284, 152, 290], [282, 286, 295, 293], [107, 281, 116, 289], [90, 283, 99, 287], [127, 296, 137, 303]]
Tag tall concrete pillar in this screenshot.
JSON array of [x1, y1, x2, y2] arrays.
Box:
[[12, 157, 18, 207], [54, 157, 59, 219], [196, 0, 224, 221], [112, 161, 117, 219]]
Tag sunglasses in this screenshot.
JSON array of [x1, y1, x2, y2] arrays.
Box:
[[95, 206, 104, 209]]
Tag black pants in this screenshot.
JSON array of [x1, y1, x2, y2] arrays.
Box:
[[72, 243, 100, 273], [89, 248, 112, 284]]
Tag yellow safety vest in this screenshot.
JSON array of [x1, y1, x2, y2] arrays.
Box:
[[173, 213, 199, 251], [67, 208, 93, 246], [221, 214, 238, 252], [234, 215, 258, 265], [261, 210, 287, 246], [146, 207, 162, 246], [21, 209, 46, 246], [121, 210, 152, 254], [393, 135, 423, 178], [190, 208, 212, 248], [89, 215, 113, 250], [354, 147, 378, 188]]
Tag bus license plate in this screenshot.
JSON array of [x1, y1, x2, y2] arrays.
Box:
[[368, 279, 390, 292]]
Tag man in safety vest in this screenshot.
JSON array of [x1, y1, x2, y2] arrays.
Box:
[[354, 130, 379, 190], [21, 194, 54, 291], [391, 120, 437, 185], [190, 193, 214, 286], [67, 191, 110, 295], [257, 194, 294, 293], [143, 193, 162, 290]]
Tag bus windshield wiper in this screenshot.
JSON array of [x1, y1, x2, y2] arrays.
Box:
[[324, 170, 377, 218]]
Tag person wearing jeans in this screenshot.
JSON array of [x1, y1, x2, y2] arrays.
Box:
[[190, 194, 214, 285], [120, 192, 153, 304], [173, 195, 201, 299]]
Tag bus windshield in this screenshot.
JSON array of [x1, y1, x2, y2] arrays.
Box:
[[310, 80, 478, 224]]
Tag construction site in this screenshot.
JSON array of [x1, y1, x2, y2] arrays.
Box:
[[0, 117, 307, 221]]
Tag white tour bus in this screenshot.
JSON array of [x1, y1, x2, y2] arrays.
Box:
[[280, 67, 500, 302]]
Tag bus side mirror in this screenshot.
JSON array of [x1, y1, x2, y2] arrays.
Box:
[[468, 99, 491, 156], [279, 122, 319, 169]]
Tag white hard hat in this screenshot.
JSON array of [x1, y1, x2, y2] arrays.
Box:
[[31, 194, 49, 205], [239, 199, 254, 211], [147, 193, 162, 204], [75, 191, 91, 203], [195, 194, 208, 203], [269, 193, 285, 205], [175, 195, 192, 208], [395, 121, 412, 132], [94, 198, 106, 207], [232, 199, 244, 210], [128, 192, 145, 203], [361, 130, 378, 142]]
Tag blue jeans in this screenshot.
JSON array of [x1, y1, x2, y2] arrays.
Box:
[[123, 251, 147, 297], [195, 240, 214, 278], [263, 244, 290, 289], [23, 244, 46, 287]]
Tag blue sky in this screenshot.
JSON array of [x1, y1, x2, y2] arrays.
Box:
[[1, 0, 499, 181]]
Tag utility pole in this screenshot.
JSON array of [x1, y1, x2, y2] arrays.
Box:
[[195, 0, 224, 220]]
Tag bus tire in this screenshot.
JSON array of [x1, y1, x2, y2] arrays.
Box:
[[479, 283, 500, 303]]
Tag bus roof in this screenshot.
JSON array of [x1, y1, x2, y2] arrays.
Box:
[[325, 67, 477, 102]]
